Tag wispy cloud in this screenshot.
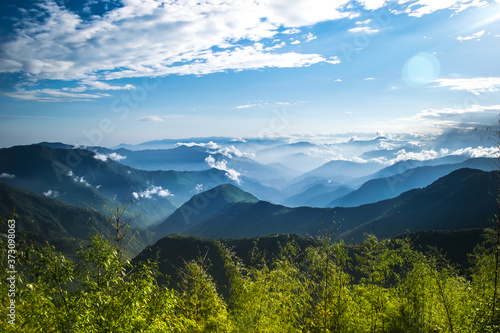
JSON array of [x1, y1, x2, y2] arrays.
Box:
[[176, 141, 219, 149], [305, 32, 317, 42], [357, 0, 388, 10], [416, 105, 500, 118], [1, 0, 348, 100], [0, 0, 491, 103], [348, 26, 380, 34], [398, 104, 500, 129], [137, 116, 164, 123], [0, 173, 15, 179], [0, 115, 55, 119], [434, 77, 500, 95], [235, 101, 292, 109], [236, 104, 259, 109], [457, 30, 486, 42], [281, 28, 301, 34], [0, 89, 110, 102], [64, 80, 136, 92], [451, 146, 499, 158], [404, 0, 489, 17]]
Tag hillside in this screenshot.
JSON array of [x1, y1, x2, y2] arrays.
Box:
[[340, 168, 500, 242], [164, 168, 500, 241], [0, 144, 275, 226], [283, 183, 352, 207], [0, 182, 153, 258], [329, 158, 497, 208], [153, 184, 259, 239], [133, 228, 489, 295], [297, 159, 385, 183], [133, 233, 319, 295]]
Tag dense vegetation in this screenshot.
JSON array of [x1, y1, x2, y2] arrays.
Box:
[[0, 182, 154, 259], [2, 207, 500, 332]]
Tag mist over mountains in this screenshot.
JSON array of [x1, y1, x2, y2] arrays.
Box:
[[1, 127, 498, 258]]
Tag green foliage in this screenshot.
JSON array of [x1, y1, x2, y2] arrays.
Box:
[[218, 240, 310, 332], [0, 235, 183, 332], [3, 224, 500, 332], [176, 256, 232, 332]]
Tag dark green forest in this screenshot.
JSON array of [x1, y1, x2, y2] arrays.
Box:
[[2, 206, 500, 332]]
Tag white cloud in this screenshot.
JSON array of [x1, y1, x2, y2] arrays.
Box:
[[0, 0, 490, 102], [195, 184, 204, 193], [66, 171, 91, 186], [393, 148, 443, 162], [305, 32, 317, 42], [417, 104, 500, 118], [213, 146, 255, 159], [348, 26, 380, 34], [235, 101, 292, 109], [0, 89, 110, 102], [108, 153, 127, 161], [398, 104, 500, 129], [93, 152, 127, 162], [1, 0, 348, 101], [434, 77, 500, 95], [231, 138, 247, 143], [137, 116, 164, 122], [282, 28, 301, 34], [451, 146, 499, 158], [357, 0, 388, 10], [325, 56, 341, 64], [405, 0, 489, 17], [236, 104, 259, 109], [106, 46, 328, 79], [132, 185, 173, 200], [291, 40, 301, 45], [356, 19, 373, 25], [43, 189, 60, 198], [205, 155, 242, 184], [457, 30, 486, 41], [62, 80, 136, 92], [77, 177, 91, 186], [0, 173, 15, 179], [93, 153, 108, 162], [176, 141, 220, 149]]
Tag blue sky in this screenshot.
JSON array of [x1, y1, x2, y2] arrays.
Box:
[[0, 0, 500, 148]]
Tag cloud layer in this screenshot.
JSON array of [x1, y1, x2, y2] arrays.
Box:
[[0, 0, 491, 101]]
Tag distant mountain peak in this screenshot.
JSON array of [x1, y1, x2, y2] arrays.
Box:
[[204, 183, 259, 202], [153, 183, 259, 239]]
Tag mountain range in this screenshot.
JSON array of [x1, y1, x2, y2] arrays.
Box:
[[153, 169, 499, 243], [0, 134, 498, 261]]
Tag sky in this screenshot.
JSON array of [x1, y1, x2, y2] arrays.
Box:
[[0, 0, 500, 148]]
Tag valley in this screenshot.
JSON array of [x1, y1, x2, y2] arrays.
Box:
[[1, 131, 498, 256]]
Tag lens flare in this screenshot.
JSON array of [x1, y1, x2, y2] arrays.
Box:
[[402, 52, 441, 86]]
